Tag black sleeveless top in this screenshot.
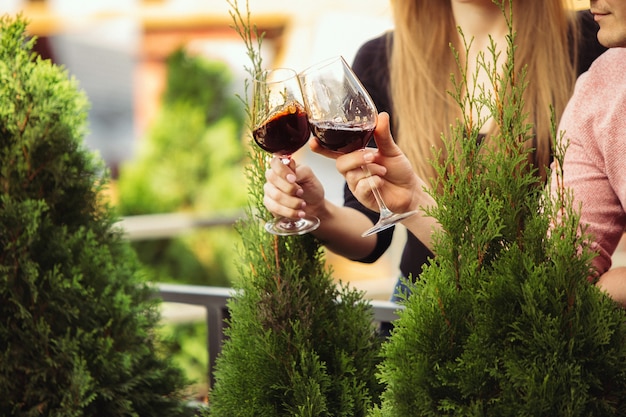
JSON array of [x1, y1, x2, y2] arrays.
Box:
[[346, 9, 608, 282]]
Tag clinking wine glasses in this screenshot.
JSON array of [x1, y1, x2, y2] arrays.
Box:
[[252, 68, 320, 235], [298, 56, 416, 237]]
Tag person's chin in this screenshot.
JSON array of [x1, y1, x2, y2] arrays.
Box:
[[597, 27, 626, 48]]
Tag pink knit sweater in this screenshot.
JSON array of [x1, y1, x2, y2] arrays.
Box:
[[553, 47, 626, 276]]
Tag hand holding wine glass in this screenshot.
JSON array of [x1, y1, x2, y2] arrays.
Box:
[[252, 68, 320, 235], [298, 56, 417, 237]]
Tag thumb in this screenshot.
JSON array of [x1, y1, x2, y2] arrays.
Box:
[[373, 112, 400, 157]]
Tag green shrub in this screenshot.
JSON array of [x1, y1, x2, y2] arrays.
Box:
[[0, 16, 191, 416], [206, 3, 384, 416], [372, 6, 626, 416]]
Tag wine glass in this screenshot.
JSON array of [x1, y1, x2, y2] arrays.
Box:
[[298, 56, 416, 237], [252, 67, 320, 236]]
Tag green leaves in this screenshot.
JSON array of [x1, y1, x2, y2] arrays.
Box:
[[0, 15, 191, 416], [376, 3, 626, 416]]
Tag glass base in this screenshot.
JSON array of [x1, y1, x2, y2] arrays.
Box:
[[361, 210, 417, 237], [265, 216, 320, 236]]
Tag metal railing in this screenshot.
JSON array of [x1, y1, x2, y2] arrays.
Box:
[[120, 213, 403, 387], [119, 212, 243, 240], [155, 283, 403, 388]]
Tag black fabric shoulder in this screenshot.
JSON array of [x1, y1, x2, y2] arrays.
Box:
[[351, 33, 394, 124]]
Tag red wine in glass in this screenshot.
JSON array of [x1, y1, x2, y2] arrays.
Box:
[[309, 121, 374, 153], [299, 56, 416, 237], [253, 103, 310, 156], [252, 68, 320, 236]]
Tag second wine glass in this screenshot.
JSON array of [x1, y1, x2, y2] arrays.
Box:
[[252, 67, 320, 235], [298, 56, 416, 237]]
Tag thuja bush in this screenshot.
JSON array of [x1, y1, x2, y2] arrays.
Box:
[[205, 2, 383, 416], [0, 16, 192, 416], [372, 5, 626, 417]]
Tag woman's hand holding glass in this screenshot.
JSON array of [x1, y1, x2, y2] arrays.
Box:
[[259, 58, 423, 239], [252, 67, 320, 235], [311, 112, 423, 219], [263, 156, 326, 225], [262, 110, 438, 253], [298, 56, 417, 237]]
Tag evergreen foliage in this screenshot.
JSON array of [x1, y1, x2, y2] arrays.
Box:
[[116, 47, 247, 287], [117, 48, 246, 216], [0, 15, 191, 416], [371, 4, 626, 417], [206, 2, 383, 416]]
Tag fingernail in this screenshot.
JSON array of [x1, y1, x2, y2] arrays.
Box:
[[296, 188, 304, 197], [363, 152, 374, 163], [286, 174, 297, 183]]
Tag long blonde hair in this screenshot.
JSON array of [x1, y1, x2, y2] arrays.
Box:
[[389, 0, 579, 182]]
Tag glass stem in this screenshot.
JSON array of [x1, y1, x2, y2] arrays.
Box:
[[361, 165, 393, 220]]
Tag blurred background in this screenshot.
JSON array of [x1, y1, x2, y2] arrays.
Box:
[[3, 0, 611, 402], [10, 0, 406, 296]]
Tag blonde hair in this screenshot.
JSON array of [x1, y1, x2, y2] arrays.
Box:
[[389, 0, 579, 183]]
